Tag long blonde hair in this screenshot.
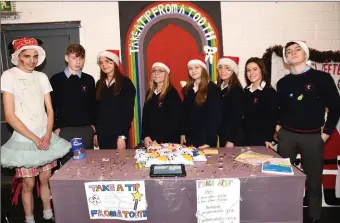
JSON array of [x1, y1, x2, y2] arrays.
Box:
[[182, 66, 210, 106], [145, 70, 171, 102]]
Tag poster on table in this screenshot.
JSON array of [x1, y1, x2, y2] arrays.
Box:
[[196, 178, 240, 223], [84, 181, 147, 220]]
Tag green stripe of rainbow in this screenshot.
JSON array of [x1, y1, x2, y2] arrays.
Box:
[[125, 2, 220, 147]]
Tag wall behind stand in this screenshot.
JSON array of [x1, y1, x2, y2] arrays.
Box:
[[221, 2, 340, 86], [1, 2, 339, 86], [1, 2, 121, 81], [118, 1, 224, 77]]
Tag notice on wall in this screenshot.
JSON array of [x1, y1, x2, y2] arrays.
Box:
[[196, 178, 240, 223], [84, 181, 147, 221]]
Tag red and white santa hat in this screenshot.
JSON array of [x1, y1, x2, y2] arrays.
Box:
[[217, 56, 239, 74], [11, 37, 46, 66], [282, 40, 310, 64], [97, 49, 124, 74], [152, 60, 170, 73], [187, 53, 207, 70]]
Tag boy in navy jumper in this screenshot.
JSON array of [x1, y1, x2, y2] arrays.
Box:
[[50, 44, 96, 164], [277, 40, 340, 223]]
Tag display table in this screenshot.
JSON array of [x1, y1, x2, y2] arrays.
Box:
[[49, 147, 306, 223]]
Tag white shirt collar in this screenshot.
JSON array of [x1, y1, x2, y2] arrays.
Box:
[[106, 78, 115, 87], [247, 81, 266, 93], [221, 81, 228, 90], [154, 89, 161, 95], [193, 82, 199, 93]]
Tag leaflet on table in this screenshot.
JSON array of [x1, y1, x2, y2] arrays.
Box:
[[262, 158, 294, 175], [264, 158, 291, 166], [196, 178, 240, 223], [235, 150, 273, 165], [84, 181, 147, 220]]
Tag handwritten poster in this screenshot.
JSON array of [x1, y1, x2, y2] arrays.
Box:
[[196, 179, 240, 223], [84, 181, 147, 220]]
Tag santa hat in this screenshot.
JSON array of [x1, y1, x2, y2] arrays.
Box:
[[282, 40, 310, 64], [11, 37, 46, 66], [152, 60, 170, 73], [187, 53, 207, 70], [217, 56, 239, 74], [97, 49, 124, 74]]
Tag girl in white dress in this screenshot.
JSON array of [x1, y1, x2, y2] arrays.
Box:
[[1, 37, 71, 223]]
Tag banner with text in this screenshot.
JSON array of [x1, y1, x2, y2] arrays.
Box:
[[84, 181, 147, 220]]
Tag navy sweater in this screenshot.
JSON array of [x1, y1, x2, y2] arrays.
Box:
[[180, 82, 222, 147], [219, 85, 245, 146], [50, 72, 96, 129], [95, 76, 136, 137], [277, 68, 340, 135], [243, 84, 277, 145], [142, 86, 181, 143]]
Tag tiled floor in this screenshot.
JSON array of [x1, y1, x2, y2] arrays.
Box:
[[2, 180, 340, 223]]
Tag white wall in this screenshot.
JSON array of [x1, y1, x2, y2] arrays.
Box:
[[2, 2, 340, 85], [1, 2, 121, 81], [221, 2, 340, 86]]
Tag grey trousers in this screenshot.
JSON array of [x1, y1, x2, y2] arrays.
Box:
[[277, 128, 324, 219], [58, 125, 94, 166]]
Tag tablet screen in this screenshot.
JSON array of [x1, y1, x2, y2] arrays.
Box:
[[153, 165, 183, 175]]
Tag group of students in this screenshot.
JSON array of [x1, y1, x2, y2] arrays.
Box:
[[48, 45, 277, 151], [1, 37, 340, 223], [143, 54, 277, 150], [47, 44, 279, 151]]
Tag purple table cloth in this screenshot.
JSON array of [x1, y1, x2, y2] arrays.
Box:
[[49, 146, 306, 223]]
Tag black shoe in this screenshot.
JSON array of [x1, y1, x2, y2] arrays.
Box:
[[43, 216, 56, 223], [311, 218, 321, 223]]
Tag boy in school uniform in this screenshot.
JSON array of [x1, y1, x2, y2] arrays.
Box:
[[1, 37, 71, 223], [50, 44, 96, 163], [277, 40, 340, 223]]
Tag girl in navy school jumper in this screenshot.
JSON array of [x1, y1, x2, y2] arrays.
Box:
[[217, 56, 244, 147], [142, 60, 181, 146], [94, 50, 136, 150], [180, 54, 221, 148], [243, 57, 277, 149]]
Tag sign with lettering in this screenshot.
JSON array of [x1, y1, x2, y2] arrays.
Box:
[[125, 2, 221, 147], [84, 181, 147, 220], [128, 3, 218, 55], [196, 179, 240, 223]]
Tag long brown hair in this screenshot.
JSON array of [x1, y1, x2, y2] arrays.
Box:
[[96, 58, 123, 100], [182, 66, 209, 106], [244, 57, 271, 87], [217, 69, 242, 95], [145, 70, 171, 102]]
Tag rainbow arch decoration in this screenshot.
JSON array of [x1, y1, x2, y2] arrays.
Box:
[[125, 1, 221, 147]]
